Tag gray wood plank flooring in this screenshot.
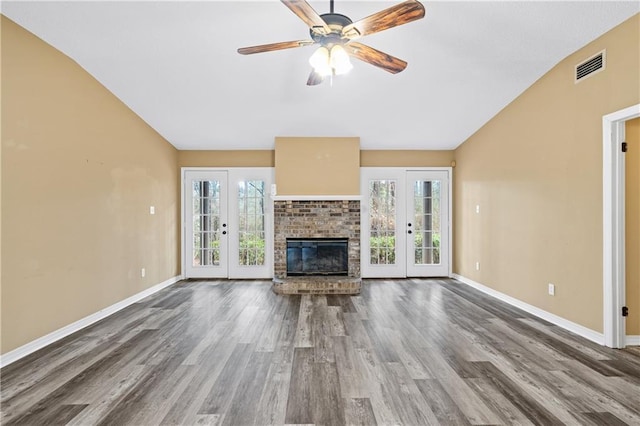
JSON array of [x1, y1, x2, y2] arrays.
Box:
[[2, 278, 640, 425]]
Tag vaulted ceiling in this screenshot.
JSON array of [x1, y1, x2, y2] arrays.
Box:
[[3, 1, 639, 150]]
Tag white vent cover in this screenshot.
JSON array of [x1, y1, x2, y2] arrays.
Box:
[[575, 50, 606, 83]]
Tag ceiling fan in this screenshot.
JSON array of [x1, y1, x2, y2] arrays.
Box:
[[237, 0, 426, 86]]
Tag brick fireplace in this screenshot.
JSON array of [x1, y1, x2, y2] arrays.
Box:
[[272, 199, 361, 294]]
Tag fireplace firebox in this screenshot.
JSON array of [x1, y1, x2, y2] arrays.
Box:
[[286, 238, 348, 276]]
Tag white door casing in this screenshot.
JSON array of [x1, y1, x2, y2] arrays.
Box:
[[603, 104, 640, 348]]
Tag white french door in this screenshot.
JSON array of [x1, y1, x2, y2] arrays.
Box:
[[361, 168, 451, 278], [227, 169, 273, 279], [406, 171, 450, 277], [361, 168, 407, 277], [183, 168, 273, 279]]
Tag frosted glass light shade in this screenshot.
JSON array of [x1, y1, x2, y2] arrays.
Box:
[[309, 46, 332, 77], [330, 45, 353, 75], [309, 44, 353, 78]]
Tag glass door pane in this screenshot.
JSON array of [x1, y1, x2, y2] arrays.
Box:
[[412, 179, 441, 265], [192, 180, 221, 266], [369, 180, 397, 265], [237, 180, 266, 267]]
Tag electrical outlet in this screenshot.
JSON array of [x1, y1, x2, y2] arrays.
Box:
[[548, 283, 555, 296], [476, 205, 480, 214], [150, 206, 155, 215], [475, 261, 480, 271], [141, 268, 146, 278]]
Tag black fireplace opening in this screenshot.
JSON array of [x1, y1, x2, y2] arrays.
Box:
[[286, 238, 348, 276]]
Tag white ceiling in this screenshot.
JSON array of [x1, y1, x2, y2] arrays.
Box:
[[3, 1, 639, 150]]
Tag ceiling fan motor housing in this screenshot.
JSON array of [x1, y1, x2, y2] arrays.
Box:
[[311, 13, 353, 45]]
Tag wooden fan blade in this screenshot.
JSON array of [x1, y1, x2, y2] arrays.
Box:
[[342, 0, 425, 39], [307, 69, 325, 86], [344, 42, 407, 74], [237, 40, 315, 55], [281, 0, 331, 35]]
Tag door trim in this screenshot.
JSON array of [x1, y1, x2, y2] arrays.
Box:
[[603, 104, 640, 348]]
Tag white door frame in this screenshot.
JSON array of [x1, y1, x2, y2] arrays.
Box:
[[603, 103, 640, 348], [360, 167, 452, 278]]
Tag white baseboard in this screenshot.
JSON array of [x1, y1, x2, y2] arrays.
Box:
[[626, 335, 640, 346], [452, 274, 605, 345], [0, 275, 183, 368]]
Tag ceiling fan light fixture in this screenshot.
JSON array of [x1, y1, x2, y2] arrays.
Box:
[[309, 44, 352, 77], [309, 46, 332, 76], [329, 44, 353, 75]]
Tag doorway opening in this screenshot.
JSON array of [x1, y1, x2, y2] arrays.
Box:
[[603, 103, 640, 348]]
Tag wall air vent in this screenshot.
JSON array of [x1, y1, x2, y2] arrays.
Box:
[[575, 50, 605, 83]]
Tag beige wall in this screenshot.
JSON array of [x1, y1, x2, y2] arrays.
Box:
[[361, 150, 454, 167], [179, 149, 453, 169], [626, 118, 640, 336], [275, 137, 360, 196], [1, 17, 179, 354], [178, 150, 274, 168], [453, 14, 640, 333]]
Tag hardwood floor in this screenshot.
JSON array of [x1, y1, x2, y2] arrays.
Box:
[[1, 278, 640, 425]]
